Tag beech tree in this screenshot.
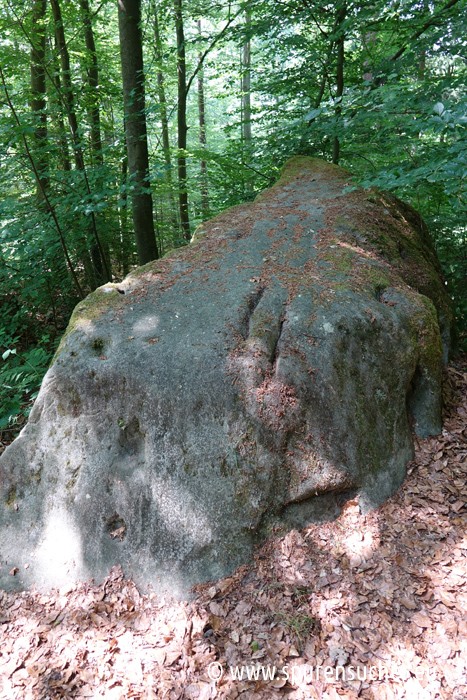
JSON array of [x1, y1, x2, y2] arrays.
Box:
[[50, 0, 109, 285], [153, 1, 179, 242], [118, 0, 159, 263], [174, 0, 191, 240], [332, 2, 346, 165], [79, 0, 104, 169], [30, 0, 48, 199], [197, 19, 210, 220]]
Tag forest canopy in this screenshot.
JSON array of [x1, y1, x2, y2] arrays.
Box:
[[0, 0, 465, 433]]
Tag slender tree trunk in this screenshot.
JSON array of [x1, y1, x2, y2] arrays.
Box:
[[50, 0, 109, 284], [118, 0, 159, 263], [30, 0, 48, 199], [50, 41, 71, 172], [50, 0, 84, 168], [51, 0, 95, 285], [241, 10, 252, 147], [241, 9, 252, 194], [119, 150, 132, 276], [79, 0, 112, 278], [79, 0, 103, 166], [197, 19, 209, 220], [315, 40, 334, 109], [298, 10, 339, 156], [332, 3, 346, 164], [29, 9, 73, 292], [154, 2, 179, 235], [154, 6, 172, 171], [174, 0, 191, 241]]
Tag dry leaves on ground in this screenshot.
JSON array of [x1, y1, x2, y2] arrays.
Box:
[[0, 356, 466, 700]]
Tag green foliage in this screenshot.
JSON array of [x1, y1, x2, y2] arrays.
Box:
[[339, 87, 466, 347], [431, 225, 466, 350], [0, 332, 53, 430], [289, 2, 466, 347]]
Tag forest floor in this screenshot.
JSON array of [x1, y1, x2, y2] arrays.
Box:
[[0, 355, 465, 700]]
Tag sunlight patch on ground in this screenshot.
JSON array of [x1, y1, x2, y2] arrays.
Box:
[[342, 528, 377, 566]]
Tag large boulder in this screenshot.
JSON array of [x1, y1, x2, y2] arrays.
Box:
[[0, 157, 451, 594]]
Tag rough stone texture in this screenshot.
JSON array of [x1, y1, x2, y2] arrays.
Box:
[[0, 157, 451, 595]]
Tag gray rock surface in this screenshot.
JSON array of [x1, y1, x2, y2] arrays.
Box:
[[0, 157, 451, 594]]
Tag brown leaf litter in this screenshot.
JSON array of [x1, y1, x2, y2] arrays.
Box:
[[0, 355, 466, 699]]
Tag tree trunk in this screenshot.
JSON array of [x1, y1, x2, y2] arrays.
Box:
[[241, 9, 252, 194], [197, 19, 209, 220], [50, 41, 71, 172], [79, 0, 112, 278], [174, 0, 191, 241], [154, 1, 179, 237], [118, 0, 159, 263], [154, 5, 172, 172], [79, 0, 103, 166], [241, 10, 252, 147], [118, 149, 132, 276], [332, 3, 346, 165], [50, 0, 109, 284], [50, 0, 84, 168], [30, 0, 48, 200]]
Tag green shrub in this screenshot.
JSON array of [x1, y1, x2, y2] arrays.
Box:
[[0, 330, 53, 430]]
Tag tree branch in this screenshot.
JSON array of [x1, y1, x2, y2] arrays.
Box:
[[300, 0, 330, 38], [390, 0, 461, 62], [186, 7, 243, 95]]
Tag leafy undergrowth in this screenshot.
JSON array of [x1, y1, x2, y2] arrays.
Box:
[[0, 358, 466, 700]]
